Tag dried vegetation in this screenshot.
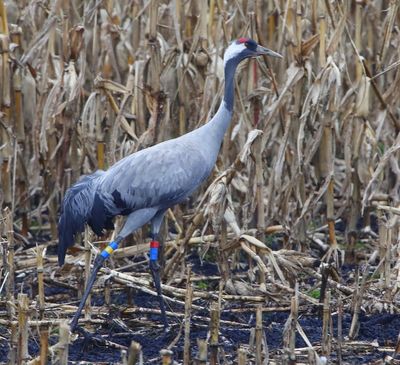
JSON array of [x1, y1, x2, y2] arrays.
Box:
[[0, 0, 400, 364]]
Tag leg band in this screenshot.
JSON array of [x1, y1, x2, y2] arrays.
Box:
[[100, 241, 119, 259], [150, 240, 160, 261]]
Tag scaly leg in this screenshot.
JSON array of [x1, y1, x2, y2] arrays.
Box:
[[70, 208, 162, 333], [149, 239, 169, 329], [70, 240, 120, 332]]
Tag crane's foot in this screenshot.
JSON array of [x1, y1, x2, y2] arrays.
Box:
[[70, 314, 80, 334], [74, 324, 95, 340], [149, 259, 169, 330], [72, 325, 114, 350]]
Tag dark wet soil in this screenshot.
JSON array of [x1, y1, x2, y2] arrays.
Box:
[[1, 244, 399, 364], [1, 284, 399, 364], [1, 308, 398, 363]]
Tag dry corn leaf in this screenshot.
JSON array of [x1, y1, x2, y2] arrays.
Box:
[[301, 34, 320, 58], [362, 135, 400, 210], [95, 76, 130, 94], [355, 75, 370, 118], [240, 234, 287, 284]]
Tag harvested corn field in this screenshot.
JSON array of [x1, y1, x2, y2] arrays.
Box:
[[0, 0, 400, 364]]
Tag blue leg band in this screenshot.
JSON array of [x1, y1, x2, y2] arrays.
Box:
[[100, 241, 119, 259], [150, 247, 159, 261]]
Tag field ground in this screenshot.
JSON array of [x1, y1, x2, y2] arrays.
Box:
[[1, 225, 400, 364]]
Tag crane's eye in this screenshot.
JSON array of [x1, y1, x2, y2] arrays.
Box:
[[244, 42, 249, 47]]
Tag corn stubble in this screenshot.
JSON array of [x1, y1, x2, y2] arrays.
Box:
[[0, 0, 400, 364]]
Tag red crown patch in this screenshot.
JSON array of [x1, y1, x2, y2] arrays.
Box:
[[237, 37, 249, 44]]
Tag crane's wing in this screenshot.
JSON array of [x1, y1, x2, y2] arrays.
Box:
[[105, 139, 212, 207], [88, 138, 213, 234]]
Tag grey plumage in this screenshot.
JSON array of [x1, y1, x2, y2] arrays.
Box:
[[58, 114, 225, 264], [58, 171, 105, 264], [58, 39, 281, 331]]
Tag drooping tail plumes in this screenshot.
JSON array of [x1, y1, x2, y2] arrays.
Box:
[[58, 171, 104, 265]]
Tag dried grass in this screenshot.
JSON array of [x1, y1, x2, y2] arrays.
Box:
[[1, 0, 400, 363]]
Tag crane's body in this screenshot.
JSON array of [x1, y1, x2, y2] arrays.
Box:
[[58, 38, 281, 332], [58, 104, 231, 264]]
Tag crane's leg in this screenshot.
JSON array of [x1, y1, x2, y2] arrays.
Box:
[[149, 237, 168, 329], [150, 211, 169, 329], [70, 208, 158, 333], [70, 239, 121, 332]]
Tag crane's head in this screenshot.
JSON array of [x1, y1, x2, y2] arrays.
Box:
[[224, 38, 282, 66]]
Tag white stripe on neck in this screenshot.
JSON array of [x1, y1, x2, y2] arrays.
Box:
[[223, 42, 246, 66]]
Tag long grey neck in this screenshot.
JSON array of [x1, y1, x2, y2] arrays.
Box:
[[223, 59, 238, 112], [200, 59, 238, 145]]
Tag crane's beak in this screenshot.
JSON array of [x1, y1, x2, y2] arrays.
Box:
[[256, 45, 282, 59]]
